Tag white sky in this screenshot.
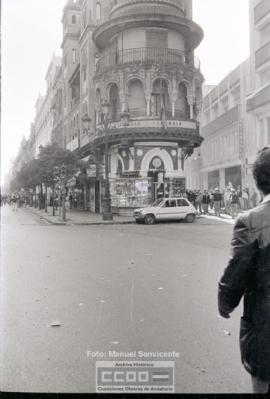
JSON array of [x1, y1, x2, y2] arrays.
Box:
[[1, 0, 250, 183]]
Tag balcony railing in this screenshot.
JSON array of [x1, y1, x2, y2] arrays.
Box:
[[96, 47, 201, 73], [255, 41, 270, 69]]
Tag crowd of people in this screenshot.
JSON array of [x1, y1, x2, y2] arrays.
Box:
[[0, 192, 29, 210], [183, 185, 260, 219]]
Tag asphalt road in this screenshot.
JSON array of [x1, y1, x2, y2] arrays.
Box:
[[0, 205, 251, 393]]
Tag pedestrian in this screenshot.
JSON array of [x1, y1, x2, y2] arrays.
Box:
[[69, 193, 73, 209], [212, 188, 222, 217], [224, 187, 231, 215], [237, 186, 243, 209], [201, 189, 210, 214], [250, 188, 258, 208], [218, 146, 270, 394], [195, 190, 202, 213], [230, 188, 239, 219], [242, 188, 249, 210]]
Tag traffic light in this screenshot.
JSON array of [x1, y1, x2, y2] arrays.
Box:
[[53, 166, 59, 178], [60, 164, 66, 179]]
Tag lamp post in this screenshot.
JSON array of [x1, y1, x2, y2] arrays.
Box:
[[101, 100, 113, 221]]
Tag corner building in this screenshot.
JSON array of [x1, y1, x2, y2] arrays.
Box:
[[92, 0, 204, 211]]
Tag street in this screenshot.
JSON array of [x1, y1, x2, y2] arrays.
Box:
[[0, 205, 251, 393]]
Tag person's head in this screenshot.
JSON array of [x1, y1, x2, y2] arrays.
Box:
[[215, 187, 219, 192], [253, 146, 270, 195]]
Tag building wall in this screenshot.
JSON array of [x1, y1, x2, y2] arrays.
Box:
[[245, 0, 270, 189], [33, 55, 62, 156], [186, 0, 270, 192]]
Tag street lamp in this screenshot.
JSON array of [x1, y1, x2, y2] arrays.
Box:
[[82, 113, 92, 136], [101, 100, 113, 221]]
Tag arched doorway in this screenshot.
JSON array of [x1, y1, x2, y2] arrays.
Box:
[[151, 79, 170, 117], [175, 82, 189, 120], [127, 79, 146, 117]]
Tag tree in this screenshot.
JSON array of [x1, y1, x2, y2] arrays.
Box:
[[11, 144, 80, 210]]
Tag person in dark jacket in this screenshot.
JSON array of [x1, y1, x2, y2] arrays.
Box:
[[218, 146, 270, 393], [202, 189, 211, 214], [212, 188, 222, 217]]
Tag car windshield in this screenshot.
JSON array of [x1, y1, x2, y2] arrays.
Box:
[[152, 199, 164, 207]]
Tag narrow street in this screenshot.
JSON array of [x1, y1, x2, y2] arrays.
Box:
[[0, 205, 251, 393]]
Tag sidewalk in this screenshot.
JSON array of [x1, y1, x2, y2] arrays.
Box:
[[28, 206, 135, 225]]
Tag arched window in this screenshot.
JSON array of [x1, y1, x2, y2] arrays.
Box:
[[109, 84, 120, 121], [151, 79, 169, 117], [127, 79, 146, 117], [175, 82, 189, 120], [71, 15, 76, 24], [96, 2, 101, 21]]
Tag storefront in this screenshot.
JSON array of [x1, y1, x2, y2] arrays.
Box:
[[110, 176, 186, 209]]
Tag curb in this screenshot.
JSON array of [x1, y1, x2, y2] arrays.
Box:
[[29, 208, 135, 226]]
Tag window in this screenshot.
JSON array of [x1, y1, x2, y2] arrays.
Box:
[[96, 2, 101, 21], [177, 199, 189, 207], [164, 200, 176, 208], [72, 49, 76, 63], [146, 29, 168, 48], [72, 15, 76, 24]]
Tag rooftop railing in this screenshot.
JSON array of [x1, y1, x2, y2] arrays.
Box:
[[96, 47, 200, 73]]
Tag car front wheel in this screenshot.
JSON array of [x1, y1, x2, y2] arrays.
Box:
[[144, 214, 156, 225], [185, 213, 195, 223]]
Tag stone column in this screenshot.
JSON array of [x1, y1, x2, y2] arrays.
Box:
[[219, 168, 226, 190], [145, 91, 152, 116], [187, 95, 196, 120], [171, 91, 178, 118], [119, 92, 128, 113]]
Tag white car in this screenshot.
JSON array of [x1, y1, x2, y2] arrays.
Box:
[[134, 198, 197, 225]]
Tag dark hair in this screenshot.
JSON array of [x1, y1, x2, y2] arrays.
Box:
[[253, 146, 270, 195]]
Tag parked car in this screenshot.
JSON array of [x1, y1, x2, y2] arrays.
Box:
[[134, 198, 197, 225]]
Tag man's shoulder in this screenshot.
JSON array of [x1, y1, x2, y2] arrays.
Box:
[[239, 201, 270, 229]]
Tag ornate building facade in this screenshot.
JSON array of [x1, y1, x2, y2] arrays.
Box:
[[32, 0, 204, 213]]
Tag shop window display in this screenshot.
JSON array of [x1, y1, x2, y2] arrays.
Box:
[[110, 178, 152, 208]]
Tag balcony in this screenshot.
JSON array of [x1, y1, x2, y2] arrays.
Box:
[[93, 14, 203, 51], [246, 83, 270, 113], [94, 117, 201, 147], [201, 105, 239, 137], [254, 0, 270, 29], [96, 47, 201, 74], [255, 41, 270, 72]]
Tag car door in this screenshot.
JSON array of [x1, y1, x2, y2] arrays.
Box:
[[152, 200, 165, 221], [176, 198, 191, 219], [159, 199, 177, 220]]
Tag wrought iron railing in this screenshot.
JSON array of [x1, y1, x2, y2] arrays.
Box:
[[96, 47, 200, 73]]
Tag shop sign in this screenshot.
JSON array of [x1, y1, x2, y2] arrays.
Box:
[[86, 165, 97, 178], [120, 171, 140, 178]]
